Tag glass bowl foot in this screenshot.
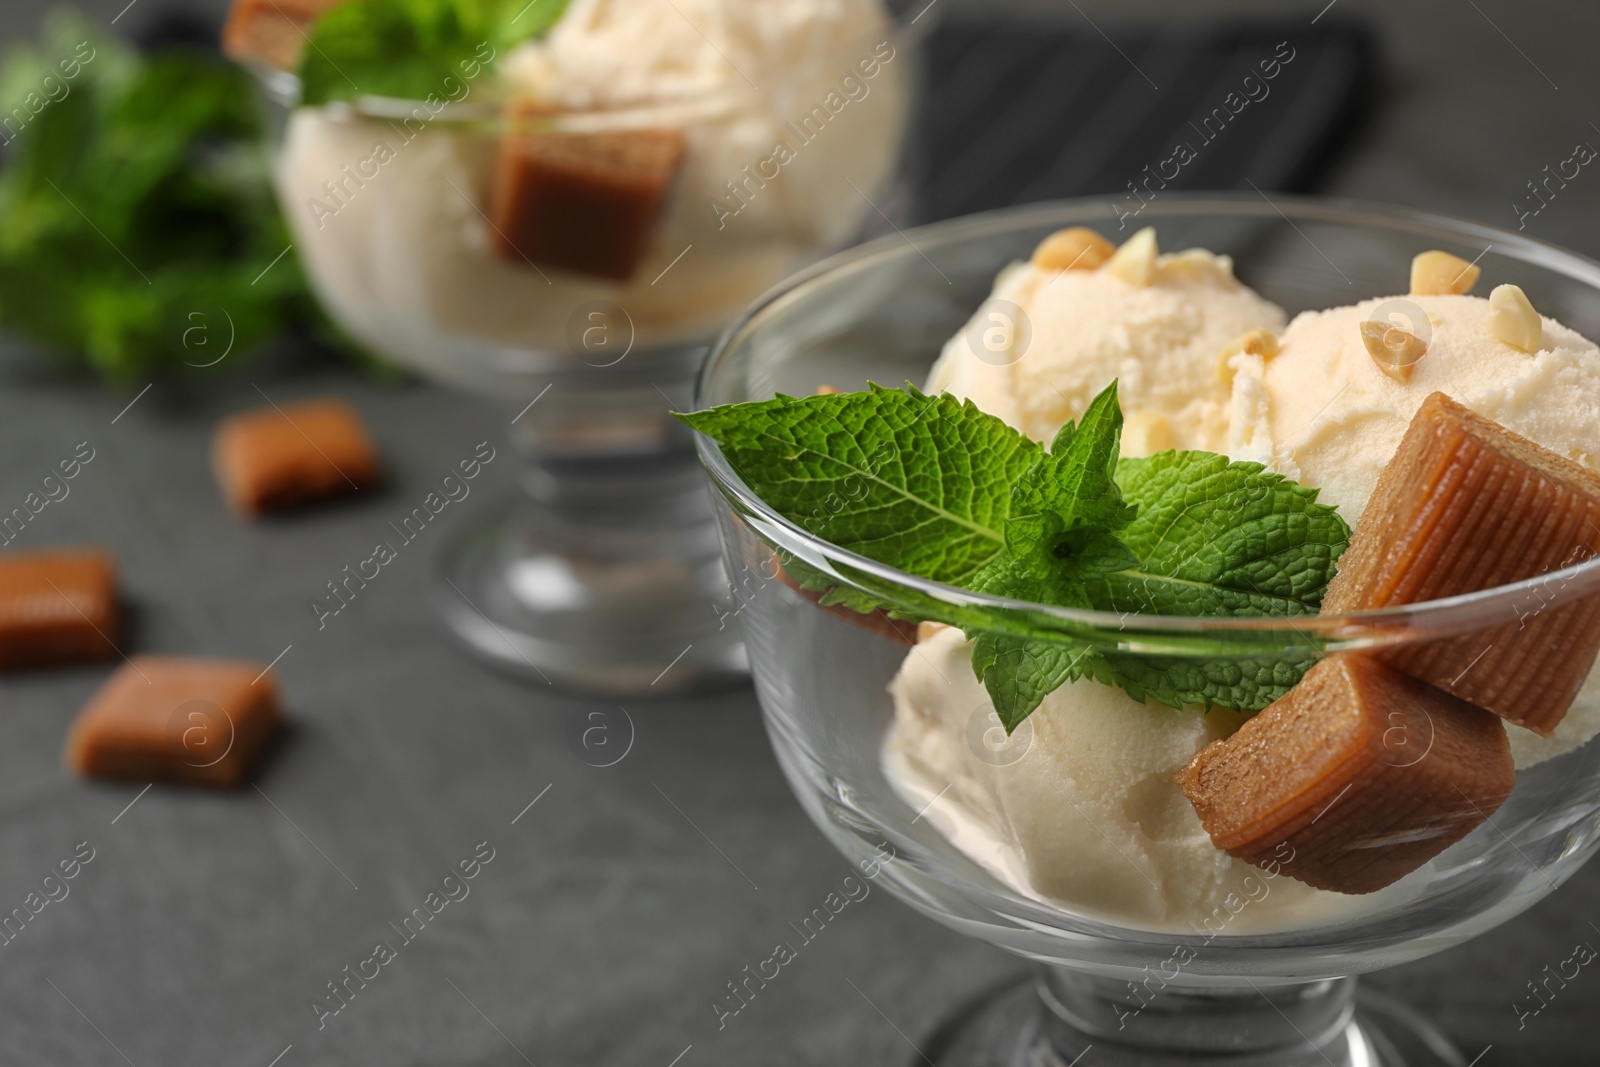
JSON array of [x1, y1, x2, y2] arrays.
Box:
[[919, 972, 1465, 1067], [431, 481, 747, 696]]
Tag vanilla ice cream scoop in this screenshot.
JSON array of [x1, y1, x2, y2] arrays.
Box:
[[1226, 292, 1600, 524], [926, 228, 1287, 455]]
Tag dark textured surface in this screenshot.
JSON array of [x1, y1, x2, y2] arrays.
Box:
[[907, 17, 1372, 222], [0, 1, 1599, 1065]]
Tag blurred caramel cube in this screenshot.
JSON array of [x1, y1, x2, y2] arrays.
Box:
[[66, 657, 283, 788], [1324, 393, 1600, 734], [213, 397, 381, 515], [0, 549, 117, 671], [489, 127, 687, 281], [1177, 656, 1513, 894]]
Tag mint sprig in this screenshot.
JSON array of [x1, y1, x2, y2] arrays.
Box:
[[679, 381, 1350, 729], [299, 0, 572, 107]]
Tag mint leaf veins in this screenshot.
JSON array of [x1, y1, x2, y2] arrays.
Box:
[[679, 385, 1040, 585], [679, 381, 1350, 730]]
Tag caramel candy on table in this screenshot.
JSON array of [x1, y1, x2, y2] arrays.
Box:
[[489, 128, 688, 281], [0, 550, 117, 671], [66, 657, 283, 788], [213, 397, 381, 515], [1177, 656, 1514, 895], [1323, 393, 1600, 735], [222, 0, 341, 71]]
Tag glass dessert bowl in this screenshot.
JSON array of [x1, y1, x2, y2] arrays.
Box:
[[692, 197, 1600, 1065], [227, 0, 912, 693]]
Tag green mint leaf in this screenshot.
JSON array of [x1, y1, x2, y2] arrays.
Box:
[[1011, 381, 1137, 531], [679, 385, 1042, 586], [966, 517, 1140, 727], [971, 634, 1102, 732], [971, 517, 1139, 606], [1095, 451, 1351, 618], [299, 0, 572, 107], [1059, 449, 1350, 713], [0, 17, 326, 379], [965, 523, 1139, 726], [1097, 650, 1318, 714], [957, 380, 1145, 728]]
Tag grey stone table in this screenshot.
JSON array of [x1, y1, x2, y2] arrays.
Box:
[[2, 0, 1600, 1064]]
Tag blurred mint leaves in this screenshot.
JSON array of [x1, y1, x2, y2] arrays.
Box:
[[299, 0, 572, 107], [679, 382, 1351, 728], [0, 12, 328, 380]]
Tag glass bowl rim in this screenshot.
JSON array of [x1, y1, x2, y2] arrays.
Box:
[[691, 192, 1600, 638], [247, 62, 752, 127]]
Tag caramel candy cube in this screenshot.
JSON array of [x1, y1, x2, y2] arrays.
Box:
[[213, 397, 381, 515], [66, 657, 283, 788], [489, 128, 687, 281], [0, 550, 118, 671], [1324, 393, 1600, 734], [222, 0, 341, 71], [1177, 656, 1513, 894]]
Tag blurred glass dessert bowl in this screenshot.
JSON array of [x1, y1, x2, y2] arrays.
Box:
[[225, 0, 911, 692], [690, 197, 1600, 1065]]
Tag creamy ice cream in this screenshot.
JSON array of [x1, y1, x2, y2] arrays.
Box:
[[887, 232, 1600, 929], [889, 626, 1408, 931], [926, 231, 1285, 454], [274, 0, 907, 391], [1226, 294, 1600, 523]]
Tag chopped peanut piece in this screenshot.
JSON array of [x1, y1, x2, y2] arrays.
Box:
[[1107, 227, 1158, 287], [1489, 284, 1543, 352], [1216, 328, 1280, 385], [1359, 321, 1428, 383], [1157, 249, 1239, 287], [815, 385, 842, 395], [1409, 250, 1480, 296], [1032, 227, 1115, 273]]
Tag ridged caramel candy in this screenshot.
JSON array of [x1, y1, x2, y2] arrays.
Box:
[[0, 549, 118, 671], [1323, 393, 1600, 735], [1177, 656, 1513, 894]]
